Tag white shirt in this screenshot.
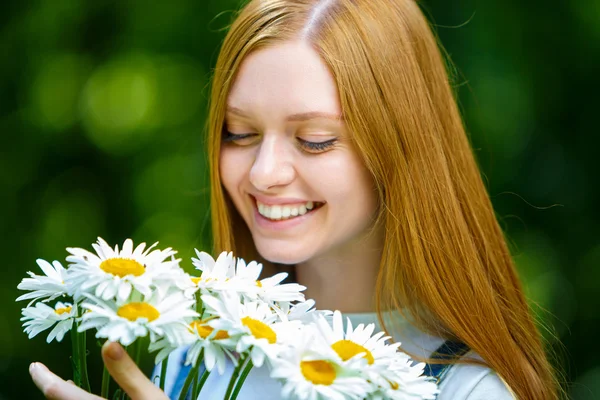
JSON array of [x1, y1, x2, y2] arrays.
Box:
[[156, 312, 514, 399], [345, 313, 514, 400]]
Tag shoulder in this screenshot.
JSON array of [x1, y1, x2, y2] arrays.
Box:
[[375, 315, 515, 400], [437, 354, 515, 400]]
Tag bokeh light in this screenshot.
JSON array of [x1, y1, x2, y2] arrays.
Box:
[[81, 53, 159, 154]]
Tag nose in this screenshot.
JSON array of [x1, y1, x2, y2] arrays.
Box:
[[249, 136, 296, 191]]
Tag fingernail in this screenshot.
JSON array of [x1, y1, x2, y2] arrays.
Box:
[[29, 362, 38, 375], [105, 342, 124, 360], [29, 362, 48, 375], [30, 363, 51, 388]]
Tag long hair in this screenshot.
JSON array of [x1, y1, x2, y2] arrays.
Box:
[[207, 0, 561, 398]]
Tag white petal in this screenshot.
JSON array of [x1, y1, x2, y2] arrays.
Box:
[[95, 280, 109, 298], [204, 346, 216, 371], [193, 250, 215, 272], [35, 259, 56, 278], [117, 282, 132, 302], [101, 281, 118, 300], [122, 239, 134, 257]]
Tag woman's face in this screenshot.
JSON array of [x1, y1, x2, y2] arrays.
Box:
[[220, 40, 379, 265]]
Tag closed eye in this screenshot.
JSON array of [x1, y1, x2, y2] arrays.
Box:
[[223, 131, 337, 153], [222, 131, 259, 145], [297, 137, 337, 153]]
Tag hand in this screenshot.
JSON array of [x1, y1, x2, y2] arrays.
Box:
[[29, 341, 169, 400]]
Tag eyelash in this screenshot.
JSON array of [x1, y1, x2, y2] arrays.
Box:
[[296, 137, 337, 152], [222, 132, 255, 143], [222, 131, 337, 153]]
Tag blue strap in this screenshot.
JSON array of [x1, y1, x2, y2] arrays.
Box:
[[424, 340, 470, 383]]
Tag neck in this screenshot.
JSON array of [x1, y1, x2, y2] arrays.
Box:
[[295, 225, 383, 313]]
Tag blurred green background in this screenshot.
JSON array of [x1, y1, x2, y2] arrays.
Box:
[[1, 0, 597, 398]]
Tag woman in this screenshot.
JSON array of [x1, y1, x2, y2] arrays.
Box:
[[29, 0, 561, 399]]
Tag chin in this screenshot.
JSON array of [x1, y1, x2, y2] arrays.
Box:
[[259, 251, 304, 265], [255, 242, 312, 265]]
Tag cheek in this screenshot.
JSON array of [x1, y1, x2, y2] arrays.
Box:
[[308, 154, 377, 211], [219, 149, 245, 197]]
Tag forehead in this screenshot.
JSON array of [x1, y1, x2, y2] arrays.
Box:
[[227, 40, 341, 117]]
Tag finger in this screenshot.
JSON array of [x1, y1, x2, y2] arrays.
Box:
[[29, 363, 103, 400], [102, 342, 167, 400]]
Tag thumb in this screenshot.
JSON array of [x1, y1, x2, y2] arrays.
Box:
[[102, 341, 167, 400]]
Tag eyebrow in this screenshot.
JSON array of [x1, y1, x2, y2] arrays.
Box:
[[226, 106, 344, 122]]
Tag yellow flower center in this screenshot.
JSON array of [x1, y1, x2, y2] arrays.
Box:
[[189, 320, 229, 340], [117, 302, 160, 322], [100, 258, 145, 277], [190, 277, 201, 285], [388, 380, 399, 390], [331, 340, 374, 364], [54, 306, 72, 315], [241, 316, 276, 344], [256, 280, 262, 287], [300, 360, 336, 385]]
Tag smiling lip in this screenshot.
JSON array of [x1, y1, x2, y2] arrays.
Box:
[[251, 193, 317, 206], [250, 195, 323, 231]]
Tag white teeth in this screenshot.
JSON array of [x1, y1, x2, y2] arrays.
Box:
[[271, 205, 282, 219], [256, 200, 320, 221]]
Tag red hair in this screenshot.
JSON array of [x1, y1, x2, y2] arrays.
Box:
[[206, 1, 562, 398]]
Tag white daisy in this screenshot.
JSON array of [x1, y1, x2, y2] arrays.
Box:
[[191, 253, 307, 312], [191, 250, 237, 292], [78, 291, 197, 346], [16, 259, 69, 305], [186, 318, 238, 373], [315, 312, 438, 399], [256, 272, 306, 304], [232, 256, 263, 282], [149, 316, 238, 375], [147, 337, 179, 367], [367, 358, 438, 400], [287, 299, 332, 324], [153, 261, 198, 299], [21, 301, 75, 343], [271, 324, 372, 400], [230, 257, 306, 309], [316, 311, 400, 372], [201, 292, 299, 368], [65, 237, 179, 302]]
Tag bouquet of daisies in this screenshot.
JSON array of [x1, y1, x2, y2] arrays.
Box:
[[17, 238, 438, 400]]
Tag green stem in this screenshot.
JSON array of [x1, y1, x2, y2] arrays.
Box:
[[230, 358, 253, 400], [181, 348, 204, 400], [177, 363, 200, 400], [79, 330, 91, 392], [101, 366, 110, 398], [195, 367, 210, 398], [194, 290, 206, 321], [159, 358, 168, 392], [191, 372, 199, 400], [223, 354, 247, 400], [70, 320, 81, 387], [134, 339, 142, 366], [111, 389, 122, 400]]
